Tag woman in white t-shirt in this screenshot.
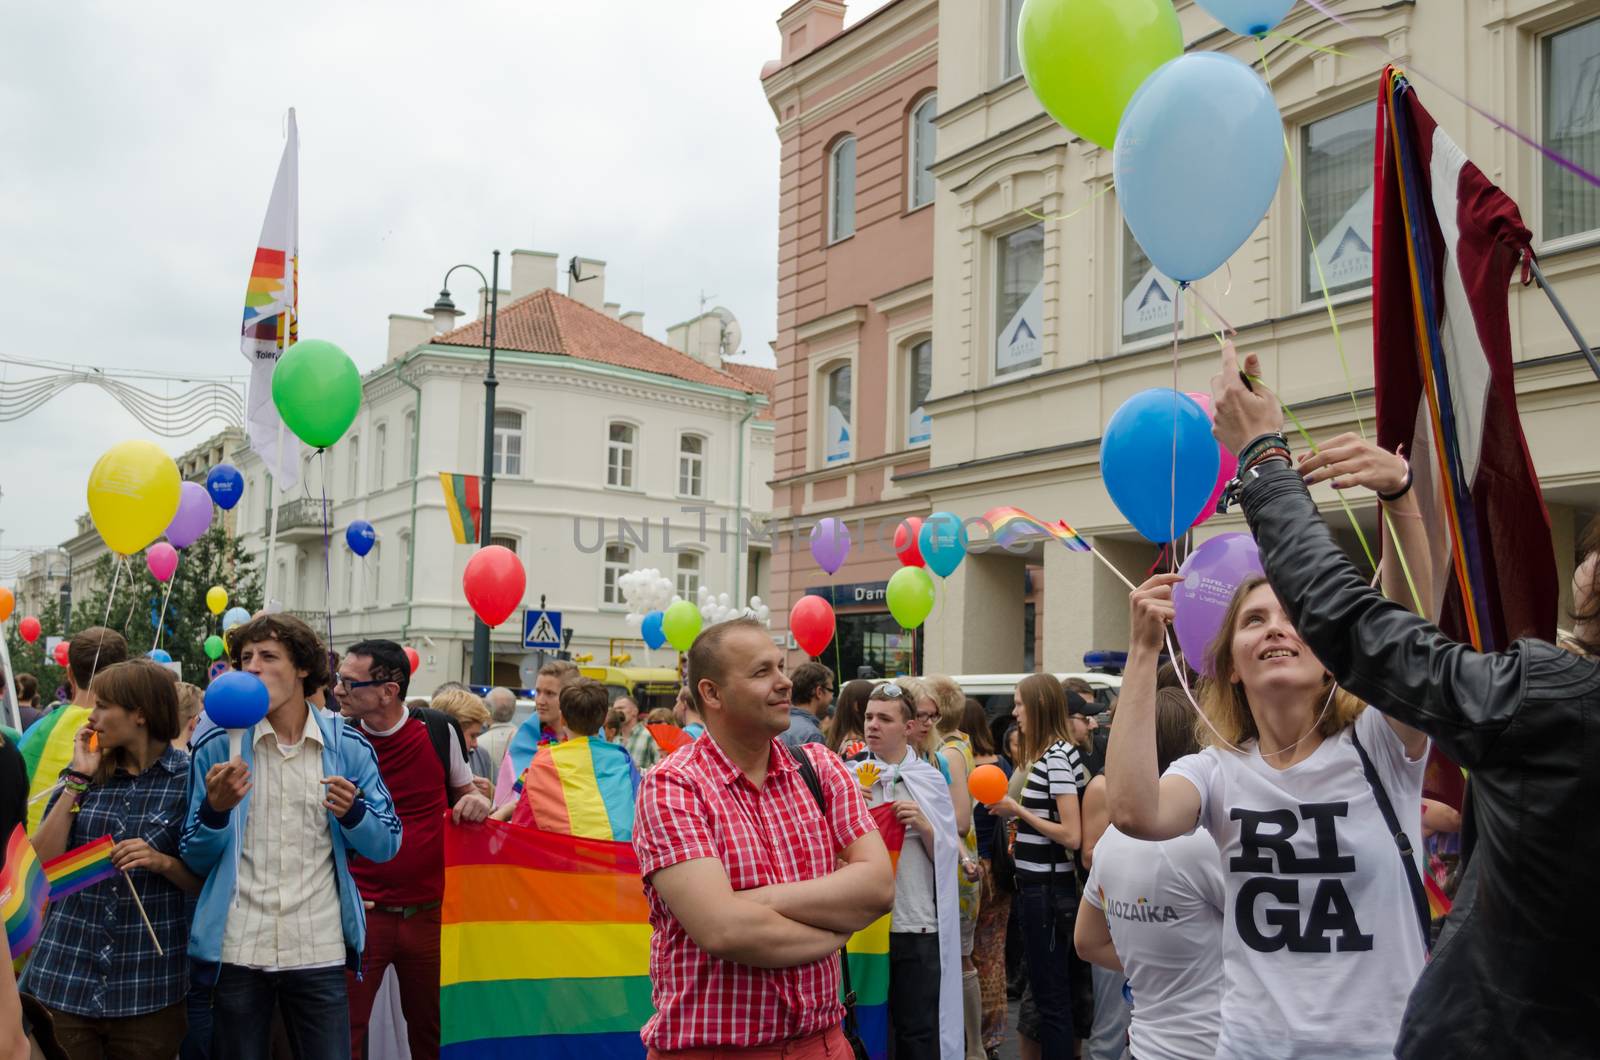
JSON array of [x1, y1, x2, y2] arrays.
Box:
[[1106, 570, 1431, 1060], [1077, 687, 1224, 1060]]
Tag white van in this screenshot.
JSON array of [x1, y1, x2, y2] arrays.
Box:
[[949, 672, 1122, 721]]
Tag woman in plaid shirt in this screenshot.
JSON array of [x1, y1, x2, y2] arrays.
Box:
[[27, 659, 200, 1057]]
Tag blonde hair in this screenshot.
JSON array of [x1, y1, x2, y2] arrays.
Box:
[[922, 674, 966, 735], [175, 682, 205, 726], [1198, 575, 1365, 751], [432, 687, 491, 729]]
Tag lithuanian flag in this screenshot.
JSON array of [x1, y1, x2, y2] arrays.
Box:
[[439, 473, 482, 545]]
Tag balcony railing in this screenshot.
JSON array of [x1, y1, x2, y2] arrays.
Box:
[[276, 498, 332, 532]]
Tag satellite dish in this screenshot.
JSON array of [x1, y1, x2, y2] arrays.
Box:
[[713, 307, 743, 359]]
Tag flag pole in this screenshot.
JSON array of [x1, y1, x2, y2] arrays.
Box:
[[264, 423, 285, 610], [1527, 256, 1600, 382]]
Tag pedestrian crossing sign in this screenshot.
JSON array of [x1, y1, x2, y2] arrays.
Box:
[[522, 608, 562, 650]]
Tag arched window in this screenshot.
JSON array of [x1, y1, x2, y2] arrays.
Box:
[[603, 544, 633, 605], [608, 422, 637, 488], [909, 95, 937, 209], [494, 409, 524, 476], [829, 136, 857, 243], [907, 339, 932, 446], [824, 363, 852, 465], [678, 434, 706, 498]]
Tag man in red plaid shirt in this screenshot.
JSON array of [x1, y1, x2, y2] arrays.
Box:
[[633, 617, 895, 1058]]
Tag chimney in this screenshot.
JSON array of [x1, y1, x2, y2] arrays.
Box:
[[387, 314, 433, 362], [778, 0, 846, 63], [667, 312, 725, 367], [620, 310, 645, 332], [603, 302, 621, 320], [511, 249, 559, 301], [568, 257, 606, 310]]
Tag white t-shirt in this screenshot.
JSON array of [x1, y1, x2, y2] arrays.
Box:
[[361, 710, 475, 790], [1166, 707, 1428, 1059], [1085, 825, 1224, 1060]]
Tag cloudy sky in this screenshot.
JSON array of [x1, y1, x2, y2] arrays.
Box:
[[0, 0, 893, 559]]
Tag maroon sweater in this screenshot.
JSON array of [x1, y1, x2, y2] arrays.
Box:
[[348, 717, 447, 906]]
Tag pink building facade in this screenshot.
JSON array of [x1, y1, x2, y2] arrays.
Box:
[[762, 0, 937, 679]]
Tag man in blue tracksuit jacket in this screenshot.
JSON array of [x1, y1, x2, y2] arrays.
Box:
[[181, 613, 400, 1060]]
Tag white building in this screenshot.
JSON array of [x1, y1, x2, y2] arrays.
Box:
[[233, 250, 774, 690]]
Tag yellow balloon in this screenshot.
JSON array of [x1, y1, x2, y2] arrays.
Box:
[[206, 586, 229, 615], [87, 441, 182, 555]]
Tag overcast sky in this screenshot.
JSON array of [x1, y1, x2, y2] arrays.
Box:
[[0, 0, 894, 560]]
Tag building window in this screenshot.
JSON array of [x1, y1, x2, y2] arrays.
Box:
[[397, 530, 410, 604], [607, 422, 636, 488], [1302, 105, 1376, 302], [1544, 17, 1600, 241], [995, 223, 1044, 376], [403, 411, 416, 478], [347, 436, 360, 494], [907, 339, 932, 447], [830, 137, 857, 243], [824, 364, 852, 465], [494, 409, 524, 477], [603, 544, 632, 606], [374, 423, 387, 488], [490, 534, 519, 554], [678, 434, 706, 497], [367, 543, 381, 606], [676, 552, 701, 600], [344, 549, 355, 609], [910, 95, 937, 209], [1121, 221, 1181, 344], [1002, 0, 1024, 81]]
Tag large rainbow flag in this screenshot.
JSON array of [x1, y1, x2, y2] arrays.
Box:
[[441, 819, 651, 1059], [19, 705, 88, 833], [841, 800, 906, 1060], [509, 736, 640, 841], [1, 825, 48, 956]]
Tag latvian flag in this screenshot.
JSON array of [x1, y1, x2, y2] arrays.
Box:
[[1372, 67, 1557, 655]]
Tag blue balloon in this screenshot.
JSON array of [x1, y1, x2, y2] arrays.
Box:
[[204, 670, 270, 730], [205, 464, 245, 511], [1101, 389, 1221, 542], [1195, 0, 1295, 38], [641, 610, 667, 651], [1114, 53, 1284, 282], [147, 648, 172, 664], [918, 512, 969, 579], [346, 520, 376, 557], [223, 607, 251, 631]]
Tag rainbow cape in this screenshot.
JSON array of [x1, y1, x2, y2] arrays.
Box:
[[982, 506, 1091, 553], [841, 800, 906, 1059], [19, 706, 88, 833], [441, 819, 651, 1059], [510, 736, 641, 841], [1, 825, 48, 955], [43, 835, 117, 899]]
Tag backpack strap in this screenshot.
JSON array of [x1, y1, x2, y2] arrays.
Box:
[[1350, 725, 1432, 955], [410, 707, 468, 806]]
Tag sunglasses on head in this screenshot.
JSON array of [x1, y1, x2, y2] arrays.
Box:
[[869, 682, 905, 699]]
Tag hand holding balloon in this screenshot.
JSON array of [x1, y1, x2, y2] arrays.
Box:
[[1209, 342, 1282, 455], [205, 760, 252, 812], [1129, 574, 1183, 654], [967, 763, 1009, 806]]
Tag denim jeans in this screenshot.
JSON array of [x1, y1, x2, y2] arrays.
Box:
[[1016, 879, 1079, 1060], [213, 963, 351, 1060]]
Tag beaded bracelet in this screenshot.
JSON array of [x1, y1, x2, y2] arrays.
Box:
[[1237, 432, 1291, 471], [1243, 446, 1291, 475]]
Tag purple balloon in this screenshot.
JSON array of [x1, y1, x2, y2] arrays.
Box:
[[809, 518, 851, 575], [1172, 532, 1265, 676], [165, 481, 215, 549]]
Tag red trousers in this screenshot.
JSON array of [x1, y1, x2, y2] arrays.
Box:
[[346, 905, 441, 1060], [648, 1025, 853, 1059]]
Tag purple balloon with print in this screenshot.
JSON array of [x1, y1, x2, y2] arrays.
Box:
[[1172, 532, 1265, 676], [165, 481, 214, 549], [810, 518, 851, 575]]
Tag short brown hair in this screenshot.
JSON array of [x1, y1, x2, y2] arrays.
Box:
[[226, 612, 330, 698], [684, 617, 768, 713], [604, 708, 626, 740], [560, 678, 610, 736], [89, 660, 179, 783], [790, 661, 833, 706], [174, 682, 205, 726], [432, 687, 491, 730], [15, 673, 38, 706], [538, 660, 580, 683], [69, 627, 128, 692]]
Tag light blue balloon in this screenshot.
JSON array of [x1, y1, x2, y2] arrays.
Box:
[[641, 610, 666, 651], [918, 512, 969, 579], [223, 606, 251, 631], [147, 648, 172, 664], [1101, 389, 1221, 542], [1113, 53, 1284, 282], [1195, 0, 1296, 38]]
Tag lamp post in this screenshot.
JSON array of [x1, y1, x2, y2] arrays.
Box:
[[431, 251, 501, 686]]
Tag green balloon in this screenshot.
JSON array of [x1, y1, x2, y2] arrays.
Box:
[[204, 634, 225, 661], [270, 339, 362, 449], [887, 566, 936, 630], [1019, 0, 1184, 151], [662, 599, 703, 652]]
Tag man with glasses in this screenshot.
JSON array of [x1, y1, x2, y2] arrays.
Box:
[[780, 661, 835, 749], [334, 640, 490, 1060]]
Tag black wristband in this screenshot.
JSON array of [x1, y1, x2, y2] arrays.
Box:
[[1378, 465, 1414, 502]]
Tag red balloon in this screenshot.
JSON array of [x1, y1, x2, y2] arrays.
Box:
[[895, 518, 925, 567], [53, 642, 69, 667], [462, 545, 526, 628], [19, 615, 41, 644], [404, 646, 421, 674], [789, 595, 836, 658]]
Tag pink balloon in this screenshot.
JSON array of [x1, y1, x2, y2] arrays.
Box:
[[165, 481, 215, 549], [1186, 392, 1238, 528], [146, 542, 179, 582]]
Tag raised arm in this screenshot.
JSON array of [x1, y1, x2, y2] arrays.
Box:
[[652, 857, 851, 968]]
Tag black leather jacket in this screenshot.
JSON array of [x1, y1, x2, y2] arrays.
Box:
[[1241, 462, 1599, 1059]]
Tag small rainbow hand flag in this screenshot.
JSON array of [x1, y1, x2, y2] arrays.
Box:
[[1, 825, 49, 956], [43, 835, 117, 900], [983, 506, 1092, 553]]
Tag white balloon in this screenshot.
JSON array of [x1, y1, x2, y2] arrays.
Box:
[[757, 605, 771, 621], [750, 596, 763, 608]]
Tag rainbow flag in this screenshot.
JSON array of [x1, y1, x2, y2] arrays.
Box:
[[1, 825, 48, 956], [842, 801, 906, 1060], [510, 737, 640, 841], [1424, 872, 1452, 920], [439, 473, 483, 545], [441, 819, 651, 1059], [43, 835, 117, 900], [18, 705, 88, 833], [983, 506, 1092, 553]]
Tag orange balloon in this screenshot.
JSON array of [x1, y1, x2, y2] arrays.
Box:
[[0, 587, 12, 623], [968, 763, 1009, 805]]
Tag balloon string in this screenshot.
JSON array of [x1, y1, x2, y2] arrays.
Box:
[[829, 582, 843, 685], [1164, 624, 1335, 759], [1264, 30, 1348, 58], [90, 557, 125, 684], [1022, 182, 1113, 224], [319, 450, 335, 658], [153, 559, 178, 651], [1169, 294, 1182, 552]]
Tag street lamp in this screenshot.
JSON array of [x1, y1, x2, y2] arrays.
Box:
[[431, 251, 502, 686]]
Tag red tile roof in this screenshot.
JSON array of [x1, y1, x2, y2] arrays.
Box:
[[718, 362, 778, 421], [431, 288, 764, 397]]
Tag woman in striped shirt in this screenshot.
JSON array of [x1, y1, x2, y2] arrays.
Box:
[[989, 673, 1087, 1059]]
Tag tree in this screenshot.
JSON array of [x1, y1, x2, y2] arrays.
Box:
[[4, 598, 71, 705], [68, 526, 263, 687]]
